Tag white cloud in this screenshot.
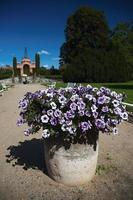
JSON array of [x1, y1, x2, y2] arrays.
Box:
[[43, 64, 49, 68], [38, 49, 50, 55], [52, 57, 59, 61]]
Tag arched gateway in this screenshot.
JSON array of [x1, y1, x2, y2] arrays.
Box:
[[17, 48, 36, 77]]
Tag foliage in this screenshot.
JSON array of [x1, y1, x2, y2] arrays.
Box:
[[35, 53, 40, 76], [60, 7, 132, 83], [0, 67, 12, 79], [111, 22, 133, 79], [13, 57, 17, 77], [17, 85, 128, 146]]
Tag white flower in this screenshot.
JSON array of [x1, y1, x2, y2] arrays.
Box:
[[85, 94, 93, 100], [67, 126, 76, 134], [47, 109, 54, 117], [50, 102, 57, 109], [42, 129, 50, 138], [41, 115, 49, 123], [46, 92, 53, 98], [112, 100, 119, 107], [111, 91, 117, 97], [59, 117, 65, 125], [59, 96, 67, 104], [91, 105, 97, 112], [92, 87, 98, 92], [61, 124, 67, 132], [70, 94, 79, 102], [87, 84, 92, 89], [112, 127, 118, 135], [120, 112, 128, 120], [105, 96, 111, 104]]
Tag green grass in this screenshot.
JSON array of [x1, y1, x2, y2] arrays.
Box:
[[55, 81, 133, 104]]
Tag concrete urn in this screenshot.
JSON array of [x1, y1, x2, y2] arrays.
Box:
[[44, 134, 99, 186]]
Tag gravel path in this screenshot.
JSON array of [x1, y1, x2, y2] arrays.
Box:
[[0, 84, 133, 200]]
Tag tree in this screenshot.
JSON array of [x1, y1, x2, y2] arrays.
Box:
[[60, 6, 110, 66], [35, 53, 40, 76], [111, 22, 133, 79], [60, 7, 131, 83], [13, 57, 17, 76]]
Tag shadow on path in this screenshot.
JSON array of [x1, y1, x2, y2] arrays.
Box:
[[6, 138, 48, 174]]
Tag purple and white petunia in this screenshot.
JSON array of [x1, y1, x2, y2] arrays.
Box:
[[95, 119, 105, 129], [112, 100, 119, 107], [42, 129, 50, 138], [50, 102, 57, 109], [59, 95, 67, 104], [70, 102, 77, 111], [50, 117, 57, 126], [97, 96, 106, 105], [112, 127, 118, 135], [80, 121, 92, 132], [91, 105, 98, 112], [102, 106, 109, 113], [120, 112, 128, 120], [41, 115, 49, 123], [54, 109, 62, 118], [47, 109, 54, 117]]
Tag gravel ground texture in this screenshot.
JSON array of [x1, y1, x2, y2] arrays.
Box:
[[0, 84, 133, 200]]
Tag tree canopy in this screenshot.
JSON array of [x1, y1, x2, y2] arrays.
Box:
[[60, 7, 132, 82]]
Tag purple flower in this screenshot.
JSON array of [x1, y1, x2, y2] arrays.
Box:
[[16, 118, 24, 126], [78, 110, 85, 116], [19, 100, 28, 110], [93, 111, 98, 118], [59, 95, 67, 104], [85, 110, 91, 117], [66, 120, 72, 126], [80, 121, 91, 132], [59, 117, 65, 125], [24, 128, 31, 136], [41, 115, 49, 123], [65, 110, 75, 119], [54, 109, 62, 118], [47, 109, 53, 117], [97, 96, 106, 105], [77, 101, 86, 110], [102, 106, 109, 113], [95, 119, 105, 129], [70, 102, 77, 111], [50, 118, 57, 126], [114, 107, 122, 115]]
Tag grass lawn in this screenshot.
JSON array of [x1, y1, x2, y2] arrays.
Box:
[[56, 81, 133, 104]]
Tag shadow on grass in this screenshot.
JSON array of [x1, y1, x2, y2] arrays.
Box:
[[6, 138, 48, 174]]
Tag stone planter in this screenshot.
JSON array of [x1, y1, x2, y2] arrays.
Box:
[[44, 132, 99, 186]]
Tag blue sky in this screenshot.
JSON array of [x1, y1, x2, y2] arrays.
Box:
[[0, 0, 133, 68]]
